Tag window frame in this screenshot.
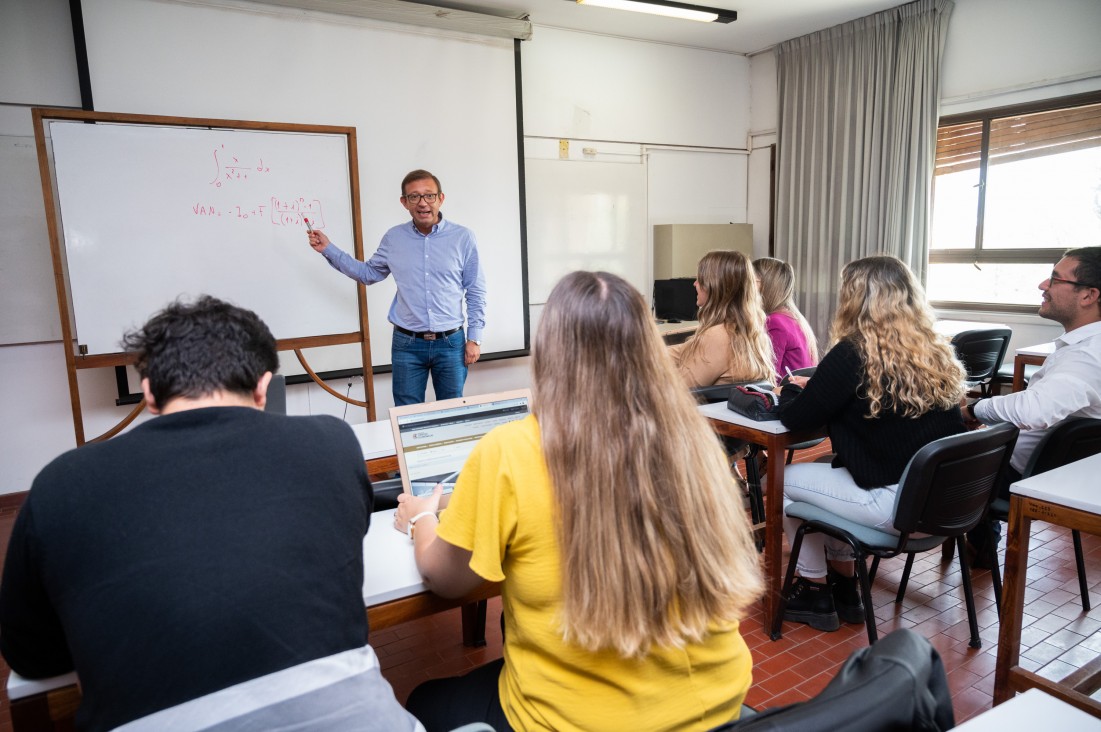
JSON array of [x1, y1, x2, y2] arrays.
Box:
[[929, 90, 1101, 313]]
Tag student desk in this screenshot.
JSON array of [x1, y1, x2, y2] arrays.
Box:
[[352, 419, 398, 478], [993, 452, 1101, 716], [955, 689, 1101, 730], [1011, 341, 1055, 392], [657, 319, 698, 345], [6, 507, 497, 732], [933, 319, 1008, 337], [698, 401, 821, 639]]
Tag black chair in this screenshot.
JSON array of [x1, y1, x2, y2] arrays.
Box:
[[992, 361, 1040, 394], [985, 417, 1101, 613], [774, 423, 1019, 647], [710, 628, 953, 732], [264, 374, 287, 414], [691, 382, 774, 531], [951, 328, 1012, 397]]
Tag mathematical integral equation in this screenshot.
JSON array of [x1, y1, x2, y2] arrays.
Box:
[[209, 144, 271, 187]]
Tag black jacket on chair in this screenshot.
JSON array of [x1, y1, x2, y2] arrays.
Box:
[[712, 628, 954, 732]]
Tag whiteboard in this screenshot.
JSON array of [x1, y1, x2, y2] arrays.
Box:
[[525, 158, 648, 303], [49, 120, 359, 355], [79, 0, 528, 372], [0, 135, 61, 345]]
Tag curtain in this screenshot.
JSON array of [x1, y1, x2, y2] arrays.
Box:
[[775, 0, 954, 344]]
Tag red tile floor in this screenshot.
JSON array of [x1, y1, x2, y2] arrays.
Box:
[[1, 443, 1100, 728]]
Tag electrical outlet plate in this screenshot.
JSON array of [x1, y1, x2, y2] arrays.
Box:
[[558, 140, 569, 159]]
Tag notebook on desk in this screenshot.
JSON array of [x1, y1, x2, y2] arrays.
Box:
[[388, 389, 532, 507]]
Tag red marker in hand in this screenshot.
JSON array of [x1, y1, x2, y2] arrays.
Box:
[[304, 217, 313, 232]]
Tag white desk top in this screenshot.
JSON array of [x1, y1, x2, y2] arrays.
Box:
[[698, 400, 790, 435], [656, 319, 699, 335], [350, 420, 396, 461], [1010, 452, 1101, 514], [362, 508, 424, 606], [953, 689, 1101, 730], [9, 508, 424, 702], [1015, 341, 1056, 358], [934, 319, 1009, 337]]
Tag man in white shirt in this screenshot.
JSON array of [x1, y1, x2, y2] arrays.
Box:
[[963, 247, 1101, 560]]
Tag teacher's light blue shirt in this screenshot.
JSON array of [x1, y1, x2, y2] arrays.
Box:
[[321, 216, 486, 343]]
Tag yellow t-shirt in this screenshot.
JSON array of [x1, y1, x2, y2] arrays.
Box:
[[436, 414, 753, 731]]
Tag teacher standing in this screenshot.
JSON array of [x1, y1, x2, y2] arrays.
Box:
[[309, 169, 486, 405]]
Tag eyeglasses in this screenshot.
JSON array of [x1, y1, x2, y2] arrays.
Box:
[[1048, 272, 1095, 288], [403, 193, 440, 204]]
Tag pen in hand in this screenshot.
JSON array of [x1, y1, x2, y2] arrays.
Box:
[[303, 217, 313, 232]]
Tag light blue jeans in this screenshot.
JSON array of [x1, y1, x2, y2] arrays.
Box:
[[781, 463, 899, 579], [391, 327, 467, 406]]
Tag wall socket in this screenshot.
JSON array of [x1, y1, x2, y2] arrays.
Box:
[[558, 139, 569, 159]]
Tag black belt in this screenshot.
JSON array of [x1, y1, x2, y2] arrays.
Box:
[[394, 325, 461, 341]]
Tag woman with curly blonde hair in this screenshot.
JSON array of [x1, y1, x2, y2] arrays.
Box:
[[669, 250, 775, 387], [776, 255, 966, 632], [397, 271, 763, 731]]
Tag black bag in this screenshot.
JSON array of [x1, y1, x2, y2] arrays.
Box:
[[710, 628, 954, 732], [727, 384, 781, 421]]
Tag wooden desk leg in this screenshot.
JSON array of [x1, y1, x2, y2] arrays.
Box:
[[461, 600, 488, 647], [764, 434, 787, 639], [994, 496, 1031, 704], [1012, 357, 1026, 393]]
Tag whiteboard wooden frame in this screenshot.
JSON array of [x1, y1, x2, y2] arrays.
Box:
[[32, 107, 375, 444]]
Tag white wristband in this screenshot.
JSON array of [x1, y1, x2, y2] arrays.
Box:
[[406, 511, 437, 539]]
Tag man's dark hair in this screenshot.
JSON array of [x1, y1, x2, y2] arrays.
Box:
[[122, 296, 278, 408], [1066, 246, 1101, 291], [401, 169, 442, 196]]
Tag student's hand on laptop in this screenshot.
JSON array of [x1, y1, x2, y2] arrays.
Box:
[[394, 485, 443, 534]]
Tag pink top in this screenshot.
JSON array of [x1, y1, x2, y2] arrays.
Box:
[[766, 311, 816, 376]]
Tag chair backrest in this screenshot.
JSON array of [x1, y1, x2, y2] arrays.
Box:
[[1023, 417, 1101, 478], [950, 328, 1012, 385], [264, 374, 287, 414], [892, 422, 1018, 537]]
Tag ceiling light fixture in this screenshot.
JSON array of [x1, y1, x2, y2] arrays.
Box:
[[574, 0, 736, 24]]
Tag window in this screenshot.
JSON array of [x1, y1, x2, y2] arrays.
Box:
[[927, 92, 1101, 311]]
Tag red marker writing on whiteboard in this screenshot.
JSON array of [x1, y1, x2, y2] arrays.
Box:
[[303, 217, 313, 232]]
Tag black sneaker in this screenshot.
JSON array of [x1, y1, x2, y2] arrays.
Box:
[[828, 569, 865, 625], [783, 577, 840, 632]]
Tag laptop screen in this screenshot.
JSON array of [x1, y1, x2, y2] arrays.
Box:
[[390, 390, 531, 497]]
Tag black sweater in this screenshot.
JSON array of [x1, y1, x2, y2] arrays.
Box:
[[779, 340, 964, 488], [0, 407, 373, 732]]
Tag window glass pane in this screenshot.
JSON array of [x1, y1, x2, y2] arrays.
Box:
[[927, 262, 1052, 307], [983, 144, 1101, 250], [931, 121, 983, 251], [931, 167, 980, 250]]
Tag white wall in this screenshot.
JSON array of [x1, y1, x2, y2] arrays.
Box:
[[746, 0, 1101, 350], [0, 1, 752, 494]]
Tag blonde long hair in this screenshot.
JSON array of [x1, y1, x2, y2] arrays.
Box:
[[678, 250, 774, 383], [754, 257, 819, 363], [533, 271, 763, 657], [831, 256, 966, 418]]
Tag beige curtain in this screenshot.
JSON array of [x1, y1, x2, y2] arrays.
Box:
[[775, 0, 954, 344]]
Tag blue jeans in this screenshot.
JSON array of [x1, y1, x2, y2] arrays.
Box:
[[781, 463, 900, 579], [391, 327, 468, 406]]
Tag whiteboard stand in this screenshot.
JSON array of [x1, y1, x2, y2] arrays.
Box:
[[33, 108, 375, 444]]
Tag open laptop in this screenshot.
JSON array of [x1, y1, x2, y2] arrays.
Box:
[[388, 389, 532, 507]]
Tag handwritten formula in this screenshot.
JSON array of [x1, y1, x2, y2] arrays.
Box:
[[192, 197, 325, 228], [209, 144, 270, 187]]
